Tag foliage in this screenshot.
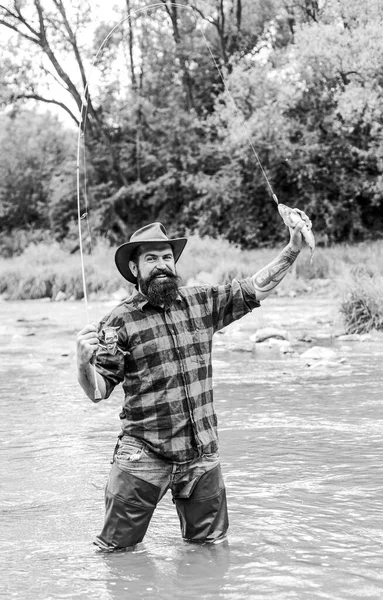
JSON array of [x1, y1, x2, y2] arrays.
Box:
[[0, 111, 76, 234], [0, 227, 52, 258], [1, 0, 383, 249], [2, 235, 383, 305], [0, 239, 131, 300], [340, 275, 383, 334]]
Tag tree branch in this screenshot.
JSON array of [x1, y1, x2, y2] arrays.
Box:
[[32, 0, 83, 110], [1, 0, 128, 186], [14, 93, 79, 126], [0, 18, 38, 44]]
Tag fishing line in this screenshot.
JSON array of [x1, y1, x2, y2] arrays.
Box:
[[77, 2, 279, 397], [196, 23, 279, 205]]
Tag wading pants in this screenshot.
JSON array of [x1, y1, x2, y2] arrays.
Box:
[[94, 435, 229, 551]]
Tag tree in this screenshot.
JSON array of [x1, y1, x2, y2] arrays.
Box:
[[281, 0, 383, 241], [0, 0, 129, 185], [0, 110, 75, 233], [2, 0, 381, 249]]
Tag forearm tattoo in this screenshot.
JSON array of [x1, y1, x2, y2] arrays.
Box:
[[253, 247, 300, 291]]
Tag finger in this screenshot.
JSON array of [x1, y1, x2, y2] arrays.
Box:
[[78, 340, 99, 360], [84, 337, 99, 346], [292, 219, 306, 232], [292, 208, 311, 225], [77, 328, 98, 341], [77, 337, 99, 353], [80, 330, 99, 340]]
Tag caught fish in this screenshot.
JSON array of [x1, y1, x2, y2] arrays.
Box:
[[277, 204, 315, 262]]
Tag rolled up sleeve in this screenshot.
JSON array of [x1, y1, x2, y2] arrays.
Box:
[[208, 277, 260, 332]]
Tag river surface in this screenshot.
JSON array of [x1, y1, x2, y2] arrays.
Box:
[[1, 297, 383, 600]]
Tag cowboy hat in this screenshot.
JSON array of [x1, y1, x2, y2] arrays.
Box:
[[115, 222, 188, 283]]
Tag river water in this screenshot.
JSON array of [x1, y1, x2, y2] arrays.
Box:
[[1, 298, 383, 600]]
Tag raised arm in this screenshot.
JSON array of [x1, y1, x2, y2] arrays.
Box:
[[252, 213, 310, 301]]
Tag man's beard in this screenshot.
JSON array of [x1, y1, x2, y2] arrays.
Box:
[[138, 267, 181, 308]]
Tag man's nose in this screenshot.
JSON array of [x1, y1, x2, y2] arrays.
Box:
[[157, 257, 168, 269]]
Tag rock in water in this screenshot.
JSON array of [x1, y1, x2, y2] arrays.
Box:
[[300, 346, 337, 360], [250, 327, 288, 343]]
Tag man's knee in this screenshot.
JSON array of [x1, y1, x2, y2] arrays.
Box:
[[95, 464, 161, 550], [173, 465, 229, 543]]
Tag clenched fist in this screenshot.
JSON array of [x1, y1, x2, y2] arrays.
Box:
[[76, 323, 99, 365]]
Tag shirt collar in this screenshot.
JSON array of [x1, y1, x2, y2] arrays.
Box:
[[127, 286, 182, 311]]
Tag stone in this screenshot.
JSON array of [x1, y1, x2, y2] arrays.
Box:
[[315, 333, 333, 340], [298, 332, 313, 343], [337, 333, 372, 342], [300, 346, 337, 360], [228, 340, 255, 352], [250, 327, 288, 343], [262, 338, 291, 350], [306, 360, 339, 369]]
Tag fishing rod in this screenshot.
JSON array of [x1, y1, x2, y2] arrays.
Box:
[[77, 2, 279, 398]]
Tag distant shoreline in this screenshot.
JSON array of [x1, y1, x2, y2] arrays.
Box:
[[1, 237, 382, 335]]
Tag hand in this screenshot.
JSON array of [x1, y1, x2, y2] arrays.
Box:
[[288, 209, 312, 252], [76, 323, 99, 364], [292, 208, 312, 230]]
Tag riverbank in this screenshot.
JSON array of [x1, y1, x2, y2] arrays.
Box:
[[1, 236, 383, 334], [1, 236, 382, 299]]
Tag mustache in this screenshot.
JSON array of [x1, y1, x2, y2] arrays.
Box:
[[147, 268, 177, 284]]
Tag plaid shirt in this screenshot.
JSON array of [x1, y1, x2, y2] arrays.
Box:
[[95, 278, 260, 463]]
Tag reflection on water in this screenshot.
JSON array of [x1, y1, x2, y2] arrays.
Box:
[[1, 300, 383, 599]]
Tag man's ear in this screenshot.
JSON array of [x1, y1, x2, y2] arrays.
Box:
[[129, 260, 138, 278]]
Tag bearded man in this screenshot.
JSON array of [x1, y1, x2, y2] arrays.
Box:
[[76, 217, 310, 551]]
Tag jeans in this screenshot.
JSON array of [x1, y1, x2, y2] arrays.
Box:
[[95, 435, 229, 550]]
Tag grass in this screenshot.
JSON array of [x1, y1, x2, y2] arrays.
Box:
[[340, 272, 383, 334], [0, 239, 131, 300], [1, 235, 383, 334]]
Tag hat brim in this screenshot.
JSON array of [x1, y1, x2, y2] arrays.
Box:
[[115, 237, 188, 284]]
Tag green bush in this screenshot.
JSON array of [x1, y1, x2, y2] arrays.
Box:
[[0, 229, 52, 258], [340, 276, 383, 334]]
